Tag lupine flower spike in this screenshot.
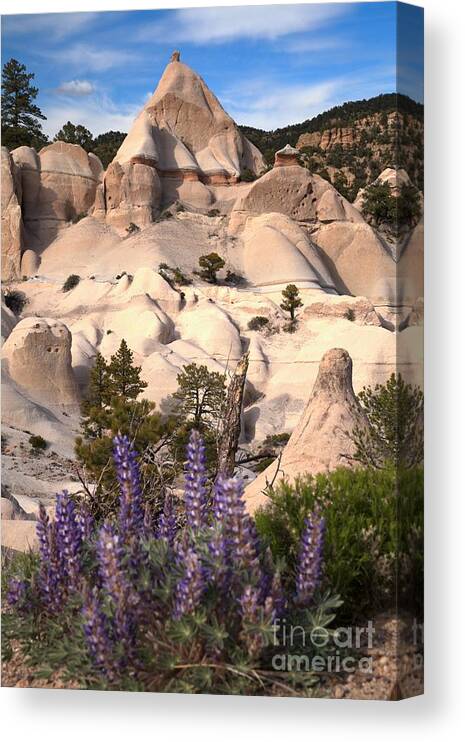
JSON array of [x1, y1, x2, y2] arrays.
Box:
[[184, 429, 208, 530], [296, 512, 326, 606], [113, 435, 144, 536]]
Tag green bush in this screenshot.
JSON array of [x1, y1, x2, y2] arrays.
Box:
[[248, 316, 269, 331], [4, 290, 28, 315], [62, 274, 80, 292], [255, 466, 423, 621], [125, 222, 140, 235], [29, 434, 47, 452]]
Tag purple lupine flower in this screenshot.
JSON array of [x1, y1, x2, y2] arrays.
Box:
[[113, 435, 144, 537], [264, 571, 286, 621], [239, 584, 264, 655], [96, 523, 135, 649], [157, 494, 177, 546], [55, 491, 83, 588], [77, 503, 94, 542], [36, 503, 62, 610], [295, 513, 326, 606], [184, 429, 208, 530], [82, 589, 118, 681], [6, 577, 27, 608], [213, 475, 257, 564], [173, 546, 204, 619]]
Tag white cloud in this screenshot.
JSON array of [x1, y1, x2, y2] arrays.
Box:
[[225, 79, 341, 129], [223, 63, 397, 129], [55, 80, 95, 97], [2, 12, 99, 41], [43, 93, 142, 138], [48, 44, 136, 72], [137, 5, 348, 44]]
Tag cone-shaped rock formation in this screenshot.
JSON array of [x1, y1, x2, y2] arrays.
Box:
[[245, 348, 368, 512]]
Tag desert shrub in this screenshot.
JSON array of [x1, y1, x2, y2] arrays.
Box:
[[255, 466, 423, 621], [62, 274, 80, 292], [207, 208, 220, 217], [29, 434, 47, 452], [283, 320, 298, 334], [4, 290, 28, 315], [125, 222, 140, 236], [344, 308, 356, 321], [224, 270, 246, 286], [263, 433, 291, 448], [248, 316, 269, 331], [159, 264, 192, 286], [3, 432, 340, 694], [197, 253, 225, 283], [155, 210, 173, 223], [350, 373, 424, 469]]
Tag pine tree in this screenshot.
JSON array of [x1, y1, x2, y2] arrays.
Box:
[[280, 284, 303, 320], [80, 353, 111, 439], [198, 253, 225, 283], [171, 363, 226, 430], [54, 121, 93, 151], [1, 58, 47, 150], [108, 339, 147, 401]]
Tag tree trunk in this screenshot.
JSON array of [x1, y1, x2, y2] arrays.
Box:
[[216, 352, 249, 478]]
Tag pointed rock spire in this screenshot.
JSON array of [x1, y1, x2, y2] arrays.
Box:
[[245, 348, 368, 512]]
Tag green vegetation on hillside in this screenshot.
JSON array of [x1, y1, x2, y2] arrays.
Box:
[[241, 93, 424, 198]]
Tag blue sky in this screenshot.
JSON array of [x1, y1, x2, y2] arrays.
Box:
[[1, 3, 423, 137]]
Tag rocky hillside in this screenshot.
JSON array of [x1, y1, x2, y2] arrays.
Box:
[[240, 93, 424, 201]]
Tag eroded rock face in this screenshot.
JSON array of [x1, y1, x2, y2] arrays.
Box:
[[1, 147, 23, 280], [2, 317, 80, 408], [11, 142, 103, 248], [245, 348, 368, 512], [112, 54, 265, 193], [104, 160, 162, 230], [229, 166, 362, 234], [241, 212, 337, 291]]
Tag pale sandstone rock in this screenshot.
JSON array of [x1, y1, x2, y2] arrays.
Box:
[[241, 212, 337, 290], [114, 56, 265, 183], [245, 348, 368, 512], [303, 295, 382, 326], [2, 317, 80, 408], [312, 221, 396, 304], [11, 142, 102, 248], [20, 249, 40, 276], [176, 300, 242, 362], [127, 267, 182, 313], [105, 160, 162, 231], [1, 147, 23, 280], [1, 520, 38, 552]]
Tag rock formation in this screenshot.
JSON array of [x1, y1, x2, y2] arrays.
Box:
[[2, 317, 80, 409], [104, 52, 265, 228], [1, 147, 24, 280], [229, 164, 362, 234], [245, 348, 368, 512], [11, 142, 103, 249], [240, 212, 337, 291], [274, 144, 301, 167]]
